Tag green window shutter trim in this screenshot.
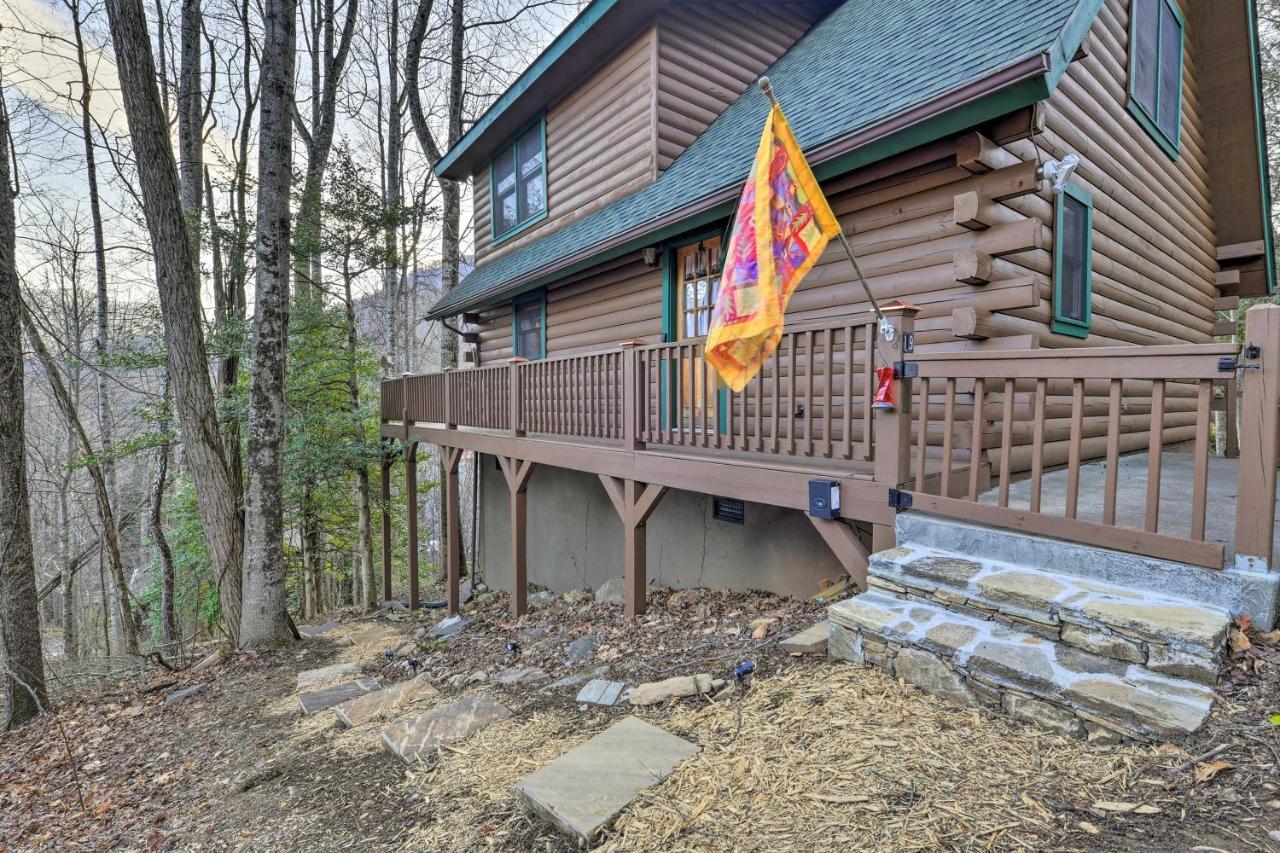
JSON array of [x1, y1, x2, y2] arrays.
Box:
[[1125, 0, 1183, 161], [1052, 182, 1093, 339], [490, 114, 549, 245]]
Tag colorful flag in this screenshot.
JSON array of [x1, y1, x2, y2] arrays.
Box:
[[705, 100, 841, 392]]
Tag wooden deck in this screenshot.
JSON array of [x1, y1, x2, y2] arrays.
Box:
[[380, 305, 1280, 618]]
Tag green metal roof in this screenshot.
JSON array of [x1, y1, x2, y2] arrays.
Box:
[[429, 0, 1101, 320]]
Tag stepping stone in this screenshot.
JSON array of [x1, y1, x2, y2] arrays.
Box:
[[164, 683, 210, 706], [381, 693, 511, 765], [491, 666, 548, 686], [297, 661, 361, 689], [427, 615, 468, 640], [575, 679, 625, 706], [298, 678, 380, 715], [298, 619, 341, 637], [333, 674, 440, 727], [779, 621, 830, 655], [515, 717, 699, 843]]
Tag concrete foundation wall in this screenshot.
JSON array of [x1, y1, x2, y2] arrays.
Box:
[[477, 455, 845, 599]]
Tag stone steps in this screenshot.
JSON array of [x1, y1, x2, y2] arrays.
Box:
[[869, 542, 1230, 685], [829, 590, 1216, 741]]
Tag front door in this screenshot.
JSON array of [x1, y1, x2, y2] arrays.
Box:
[[676, 236, 722, 432]]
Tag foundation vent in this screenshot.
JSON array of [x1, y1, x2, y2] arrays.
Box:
[[712, 496, 745, 525]]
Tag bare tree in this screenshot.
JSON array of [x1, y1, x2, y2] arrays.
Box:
[[0, 91, 48, 727], [103, 0, 246, 642], [239, 0, 298, 648]]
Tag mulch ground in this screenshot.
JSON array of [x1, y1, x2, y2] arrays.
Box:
[[2, 585, 1278, 852]]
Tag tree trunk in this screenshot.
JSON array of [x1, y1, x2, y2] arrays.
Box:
[[0, 94, 47, 727], [239, 0, 297, 649], [102, 0, 245, 642], [384, 0, 401, 371], [152, 376, 178, 652], [177, 0, 202, 254]]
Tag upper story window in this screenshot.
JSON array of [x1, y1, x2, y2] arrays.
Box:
[[491, 118, 547, 241], [513, 291, 546, 359], [1053, 183, 1093, 339], [1127, 0, 1184, 159]]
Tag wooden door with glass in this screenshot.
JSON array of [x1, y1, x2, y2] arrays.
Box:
[[675, 235, 722, 433]]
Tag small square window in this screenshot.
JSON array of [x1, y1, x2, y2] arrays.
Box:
[[1127, 0, 1183, 159]]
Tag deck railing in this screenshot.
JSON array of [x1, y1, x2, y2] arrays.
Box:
[[381, 305, 1280, 572], [635, 319, 881, 460]]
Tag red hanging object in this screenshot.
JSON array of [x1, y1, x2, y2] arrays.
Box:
[[872, 365, 897, 411]]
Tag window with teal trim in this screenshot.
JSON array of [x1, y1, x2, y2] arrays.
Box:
[[1127, 0, 1183, 159], [1053, 184, 1092, 339], [491, 119, 546, 240], [513, 292, 545, 359]]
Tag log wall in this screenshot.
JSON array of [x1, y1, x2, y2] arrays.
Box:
[[473, 28, 659, 265], [654, 1, 826, 172]]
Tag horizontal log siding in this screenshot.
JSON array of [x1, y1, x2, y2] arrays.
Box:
[[654, 1, 824, 173], [1014, 0, 1217, 344], [473, 29, 659, 265]]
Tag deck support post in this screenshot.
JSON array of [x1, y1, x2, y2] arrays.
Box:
[[381, 443, 393, 602], [809, 518, 871, 590], [872, 303, 919, 552], [404, 441, 419, 611], [599, 476, 668, 617], [1234, 305, 1280, 572], [498, 456, 536, 617], [444, 447, 463, 614]]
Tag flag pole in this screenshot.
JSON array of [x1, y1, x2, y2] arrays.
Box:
[[757, 77, 895, 342]]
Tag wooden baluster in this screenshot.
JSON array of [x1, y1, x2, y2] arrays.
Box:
[[1103, 378, 1122, 525], [998, 378, 1013, 507], [967, 378, 984, 501], [862, 326, 875, 461], [1192, 379, 1212, 540], [822, 327, 833, 458], [915, 377, 930, 492], [754, 357, 764, 453], [841, 326, 853, 459], [771, 340, 781, 453], [805, 329, 815, 456], [700, 347, 710, 448], [1145, 379, 1165, 532], [1225, 376, 1239, 458], [786, 336, 796, 455], [1066, 378, 1083, 518], [713, 355, 724, 449], [1030, 378, 1047, 512], [940, 377, 956, 497]]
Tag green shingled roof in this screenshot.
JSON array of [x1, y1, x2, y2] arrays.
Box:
[[429, 0, 1100, 320]]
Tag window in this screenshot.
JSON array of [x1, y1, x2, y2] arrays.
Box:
[[1127, 0, 1183, 158], [1053, 183, 1093, 338], [677, 236, 722, 339], [512, 292, 545, 359], [490, 118, 547, 240]]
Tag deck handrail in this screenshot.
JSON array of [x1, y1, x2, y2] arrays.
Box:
[[381, 305, 1280, 573]]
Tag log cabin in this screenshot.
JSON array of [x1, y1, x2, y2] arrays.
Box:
[[382, 0, 1280, 738]]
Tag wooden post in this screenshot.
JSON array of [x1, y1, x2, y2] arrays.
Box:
[[498, 456, 536, 617], [404, 441, 419, 610], [620, 341, 642, 450], [444, 446, 463, 613], [444, 366, 457, 429], [1234, 305, 1280, 572], [599, 475, 667, 617], [381, 446, 393, 602], [872, 303, 919, 552], [509, 359, 526, 437]]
